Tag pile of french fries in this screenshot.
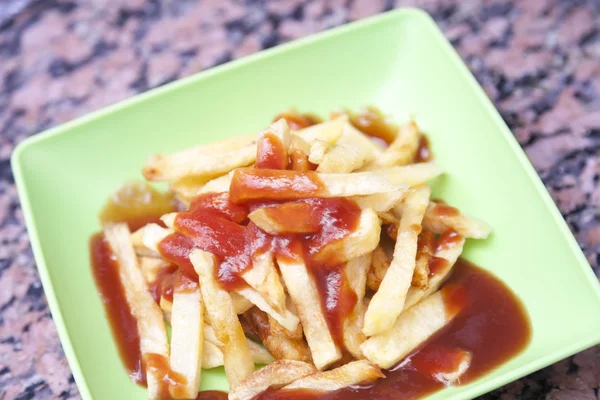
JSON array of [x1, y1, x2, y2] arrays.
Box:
[[101, 108, 491, 400]]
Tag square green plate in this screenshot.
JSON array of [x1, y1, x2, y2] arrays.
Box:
[[12, 8, 600, 400]]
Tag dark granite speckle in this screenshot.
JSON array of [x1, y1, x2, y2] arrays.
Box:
[[1, 1, 599, 399]]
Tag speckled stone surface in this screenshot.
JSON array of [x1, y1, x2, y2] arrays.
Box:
[[0, 1, 598, 399]]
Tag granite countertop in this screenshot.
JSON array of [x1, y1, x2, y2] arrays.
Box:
[[0, 0, 599, 399]]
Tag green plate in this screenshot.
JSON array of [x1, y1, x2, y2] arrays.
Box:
[[12, 8, 600, 400]]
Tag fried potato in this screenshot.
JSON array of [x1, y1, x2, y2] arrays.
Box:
[[143, 134, 257, 182], [403, 233, 465, 311], [343, 254, 372, 359], [361, 288, 464, 369], [413, 231, 435, 290], [197, 171, 234, 195], [169, 286, 203, 399], [395, 201, 491, 239], [190, 249, 254, 388], [229, 168, 408, 203], [139, 257, 170, 283], [229, 360, 317, 400], [277, 253, 341, 369], [311, 208, 381, 265], [366, 245, 391, 292], [244, 308, 312, 363], [350, 190, 407, 213], [140, 223, 173, 255], [201, 338, 273, 369], [363, 185, 431, 336], [364, 121, 419, 169], [202, 340, 224, 369], [241, 251, 286, 313], [296, 115, 346, 144], [231, 292, 253, 314], [308, 139, 330, 165], [235, 286, 299, 332], [245, 339, 276, 365], [103, 223, 169, 400], [317, 123, 382, 173], [170, 174, 221, 204], [282, 360, 384, 392]]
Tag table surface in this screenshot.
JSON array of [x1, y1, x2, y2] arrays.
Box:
[[1, 0, 599, 399]]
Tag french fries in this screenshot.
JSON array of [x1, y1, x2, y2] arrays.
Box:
[[277, 252, 341, 370], [361, 287, 465, 369], [169, 285, 203, 398], [143, 134, 257, 182], [229, 360, 317, 400], [104, 223, 170, 400], [364, 121, 420, 169], [190, 249, 254, 388], [363, 185, 431, 336], [95, 107, 495, 399], [282, 360, 384, 391]]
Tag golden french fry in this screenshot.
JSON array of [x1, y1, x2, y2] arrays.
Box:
[[243, 308, 313, 363], [245, 339, 276, 365], [350, 190, 407, 213], [343, 254, 372, 359], [317, 123, 382, 173], [229, 168, 408, 203], [235, 286, 299, 332], [403, 234, 465, 311], [203, 325, 223, 347], [363, 185, 431, 336], [290, 133, 311, 155], [202, 340, 224, 369], [197, 171, 234, 194], [277, 253, 341, 369], [296, 115, 346, 144], [361, 288, 465, 369], [394, 201, 491, 239], [231, 292, 253, 314], [229, 360, 317, 400], [283, 360, 384, 392], [308, 139, 330, 164], [366, 245, 391, 292], [364, 121, 419, 169], [103, 223, 169, 400], [140, 223, 173, 255], [241, 251, 286, 313], [311, 208, 381, 265], [413, 231, 435, 290], [190, 249, 254, 388], [170, 174, 221, 203], [169, 286, 203, 399], [139, 257, 170, 283], [143, 134, 257, 182]]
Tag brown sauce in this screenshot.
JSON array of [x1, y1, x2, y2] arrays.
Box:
[[257, 260, 531, 400], [415, 135, 432, 163], [347, 106, 398, 146]]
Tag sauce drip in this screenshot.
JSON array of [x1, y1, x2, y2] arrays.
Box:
[[99, 181, 178, 231], [273, 110, 322, 130], [347, 106, 398, 146], [257, 260, 531, 400], [415, 135, 432, 163], [89, 233, 146, 386]]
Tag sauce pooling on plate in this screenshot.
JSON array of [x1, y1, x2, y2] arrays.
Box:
[[255, 260, 531, 400]]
